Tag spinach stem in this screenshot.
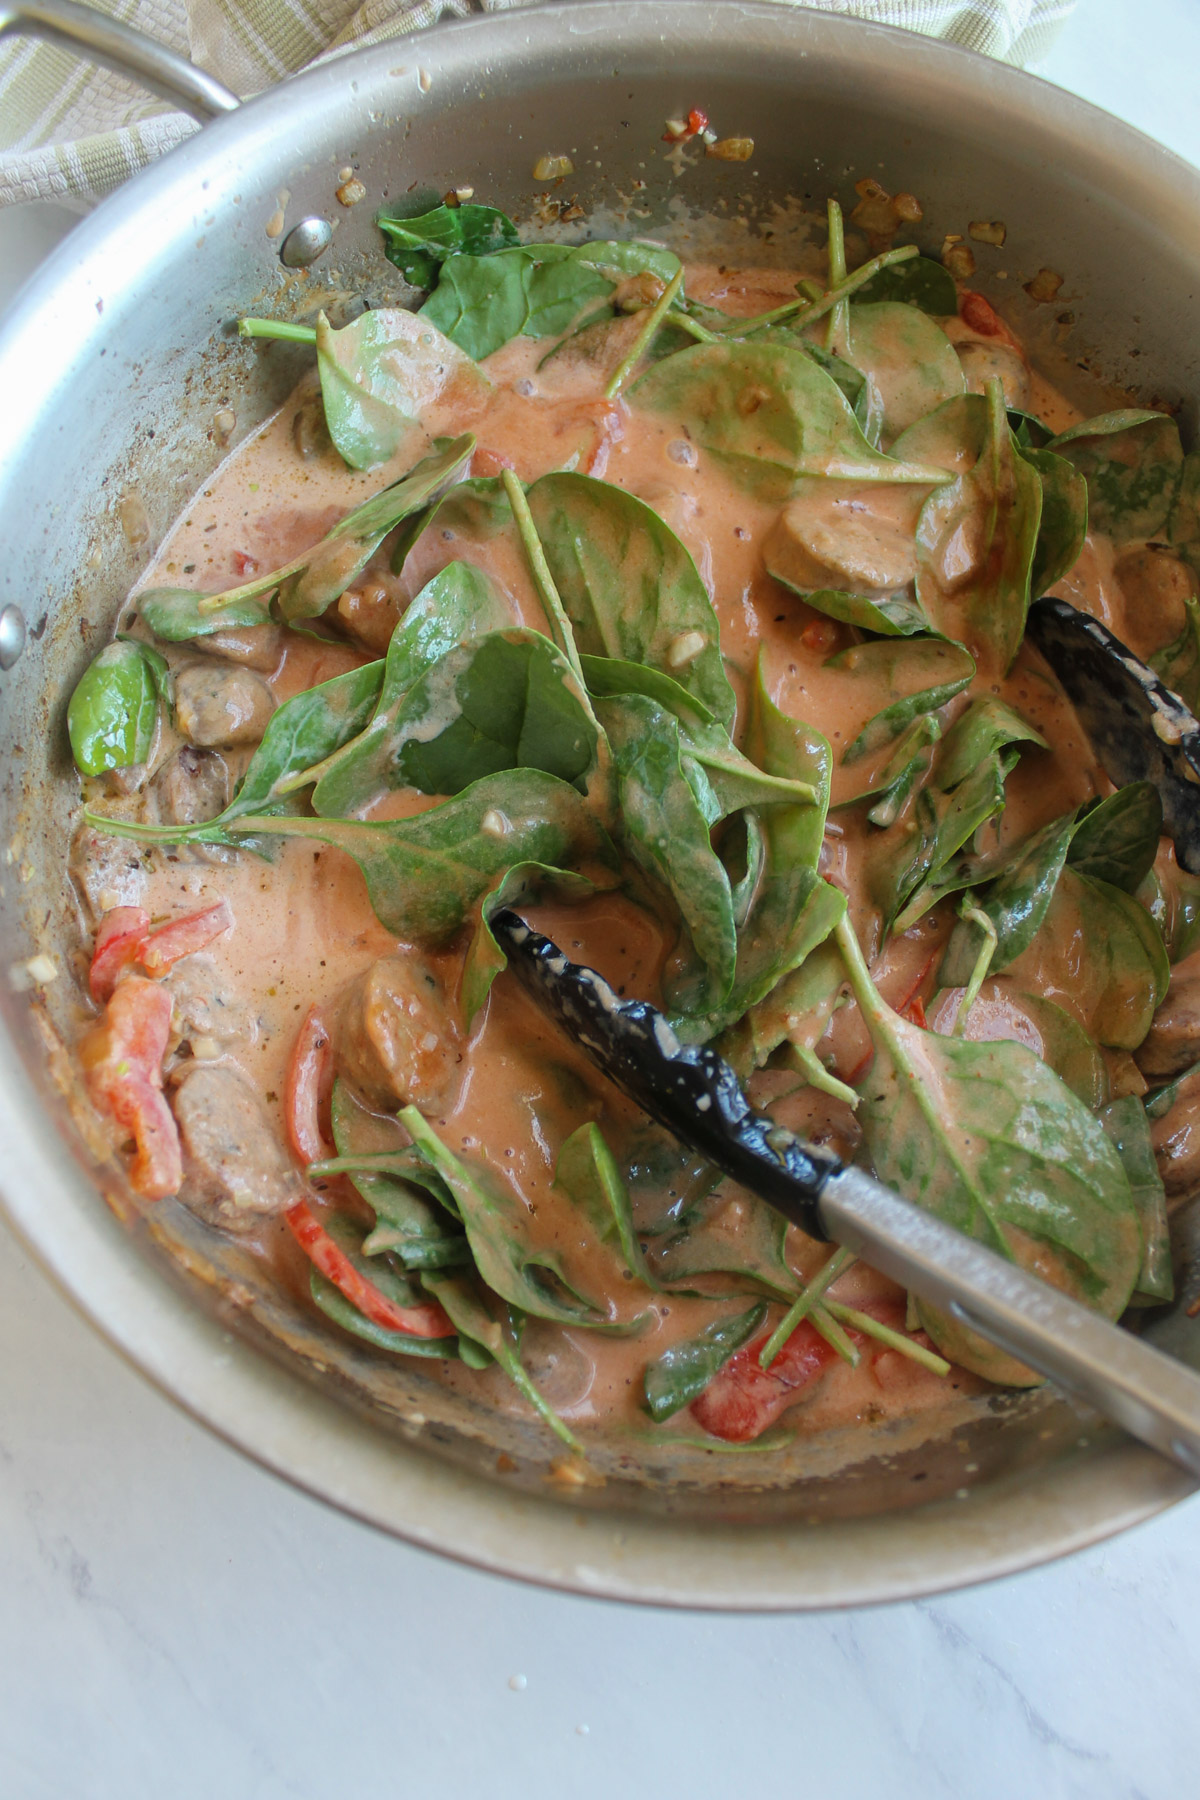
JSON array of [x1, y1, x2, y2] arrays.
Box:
[[742, 242, 918, 335], [758, 1244, 855, 1370], [809, 1302, 860, 1366], [822, 1301, 951, 1376], [948, 900, 998, 1035], [500, 468, 586, 684], [238, 317, 319, 345], [660, 310, 720, 345], [824, 198, 849, 357], [604, 267, 685, 398], [785, 1040, 860, 1110]]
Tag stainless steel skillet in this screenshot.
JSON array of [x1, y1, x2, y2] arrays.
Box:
[[2, 0, 1200, 1608]]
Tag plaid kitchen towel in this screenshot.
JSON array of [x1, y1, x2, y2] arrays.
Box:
[[0, 0, 1077, 209]]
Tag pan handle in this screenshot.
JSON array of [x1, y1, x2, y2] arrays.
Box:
[[0, 0, 240, 121]]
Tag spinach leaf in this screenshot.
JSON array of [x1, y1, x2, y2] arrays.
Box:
[[830, 636, 976, 764], [403, 1108, 637, 1330], [672, 662, 844, 1042], [554, 1123, 655, 1288], [1020, 443, 1088, 595], [306, 1212, 461, 1357], [311, 561, 511, 815], [137, 587, 273, 641], [1037, 869, 1169, 1049], [598, 692, 737, 1010], [384, 629, 600, 798], [377, 202, 520, 287], [1049, 409, 1183, 542], [851, 256, 958, 315], [580, 654, 819, 817], [420, 1271, 582, 1451], [839, 302, 966, 442], [394, 474, 514, 573], [938, 694, 1045, 790], [225, 768, 616, 942], [312, 309, 490, 471], [781, 586, 929, 638], [1068, 782, 1163, 892], [642, 1305, 766, 1422], [629, 340, 955, 498], [1013, 991, 1110, 1109], [276, 437, 478, 623], [835, 915, 1141, 1381], [907, 379, 1043, 670], [135, 437, 475, 637], [422, 248, 613, 361], [936, 784, 1164, 982], [936, 814, 1077, 984], [68, 639, 163, 775], [1168, 449, 1200, 578], [871, 742, 1016, 937], [527, 471, 736, 725], [649, 1185, 797, 1299], [329, 1080, 468, 1267], [1098, 1096, 1174, 1305], [834, 714, 941, 829], [1150, 592, 1200, 712]]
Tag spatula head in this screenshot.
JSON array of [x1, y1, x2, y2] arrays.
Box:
[[1027, 596, 1200, 873], [490, 908, 835, 1237]]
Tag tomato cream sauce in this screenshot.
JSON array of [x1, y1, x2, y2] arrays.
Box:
[[78, 262, 1129, 1447]]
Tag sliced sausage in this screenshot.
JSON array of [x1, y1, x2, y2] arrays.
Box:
[[201, 625, 285, 673], [145, 746, 231, 828], [172, 1062, 300, 1231], [1136, 972, 1200, 1081], [336, 954, 462, 1114], [1150, 1066, 1200, 1204], [69, 820, 149, 926], [174, 662, 276, 748], [953, 339, 1030, 410]]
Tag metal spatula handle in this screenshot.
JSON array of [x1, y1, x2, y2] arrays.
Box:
[[823, 1164, 1200, 1478]]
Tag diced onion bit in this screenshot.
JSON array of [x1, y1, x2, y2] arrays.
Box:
[[968, 219, 1007, 247], [667, 630, 707, 668], [481, 808, 510, 838], [1025, 267, 1065, 302], [941, 235, 977, 281], [336, 178, 367, 207], [117, 492, 150, 547], [532, 154, 575, 182], [706, 137, 754, 163]]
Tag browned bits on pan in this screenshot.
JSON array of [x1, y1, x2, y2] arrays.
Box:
[[851, 178, 922, 249], [1025, 267, 1065, 302], [968, 219, 1007, 246], [941, 234, 977, 281], [441, 186, 475, 207], [706, 137, 754, 162]]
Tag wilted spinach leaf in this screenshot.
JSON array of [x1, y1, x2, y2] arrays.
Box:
[[377, 201, 520, 287], [852, 256, 958, 315], [224, 767, 616, 942], [312, 309, 490, 471], [642, 1304, 766, 1422], [830, 636, 976, 764], [527, 471, 736, 724], [1049, 409, 1183, 542], [328, 1081, 468, 1268], [1019, 443, 1088, 596], [68, 639, 165, 776], [836, 914, 1141, 1381], [420, 1270, 582, 1450], [1098, 1096, 1174, 1305], [630, 340, 955, 498]]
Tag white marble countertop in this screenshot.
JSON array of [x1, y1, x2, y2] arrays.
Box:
[[5, 3, 1200, 1793]]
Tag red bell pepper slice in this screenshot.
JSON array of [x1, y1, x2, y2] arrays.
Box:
[[78, 975, 182, 1200], [284, 1200, 453, 1338], [690, 1318, 840, 1443], [284, 1004, 335, 1165], [90, 899, 233, 999]]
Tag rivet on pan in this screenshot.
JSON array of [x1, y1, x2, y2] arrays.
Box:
[[279, 218, 333, 269], [0, 605, 27, 671]]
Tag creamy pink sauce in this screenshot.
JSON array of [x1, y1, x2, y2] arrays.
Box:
[[73, 261, 1155, 1445]]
